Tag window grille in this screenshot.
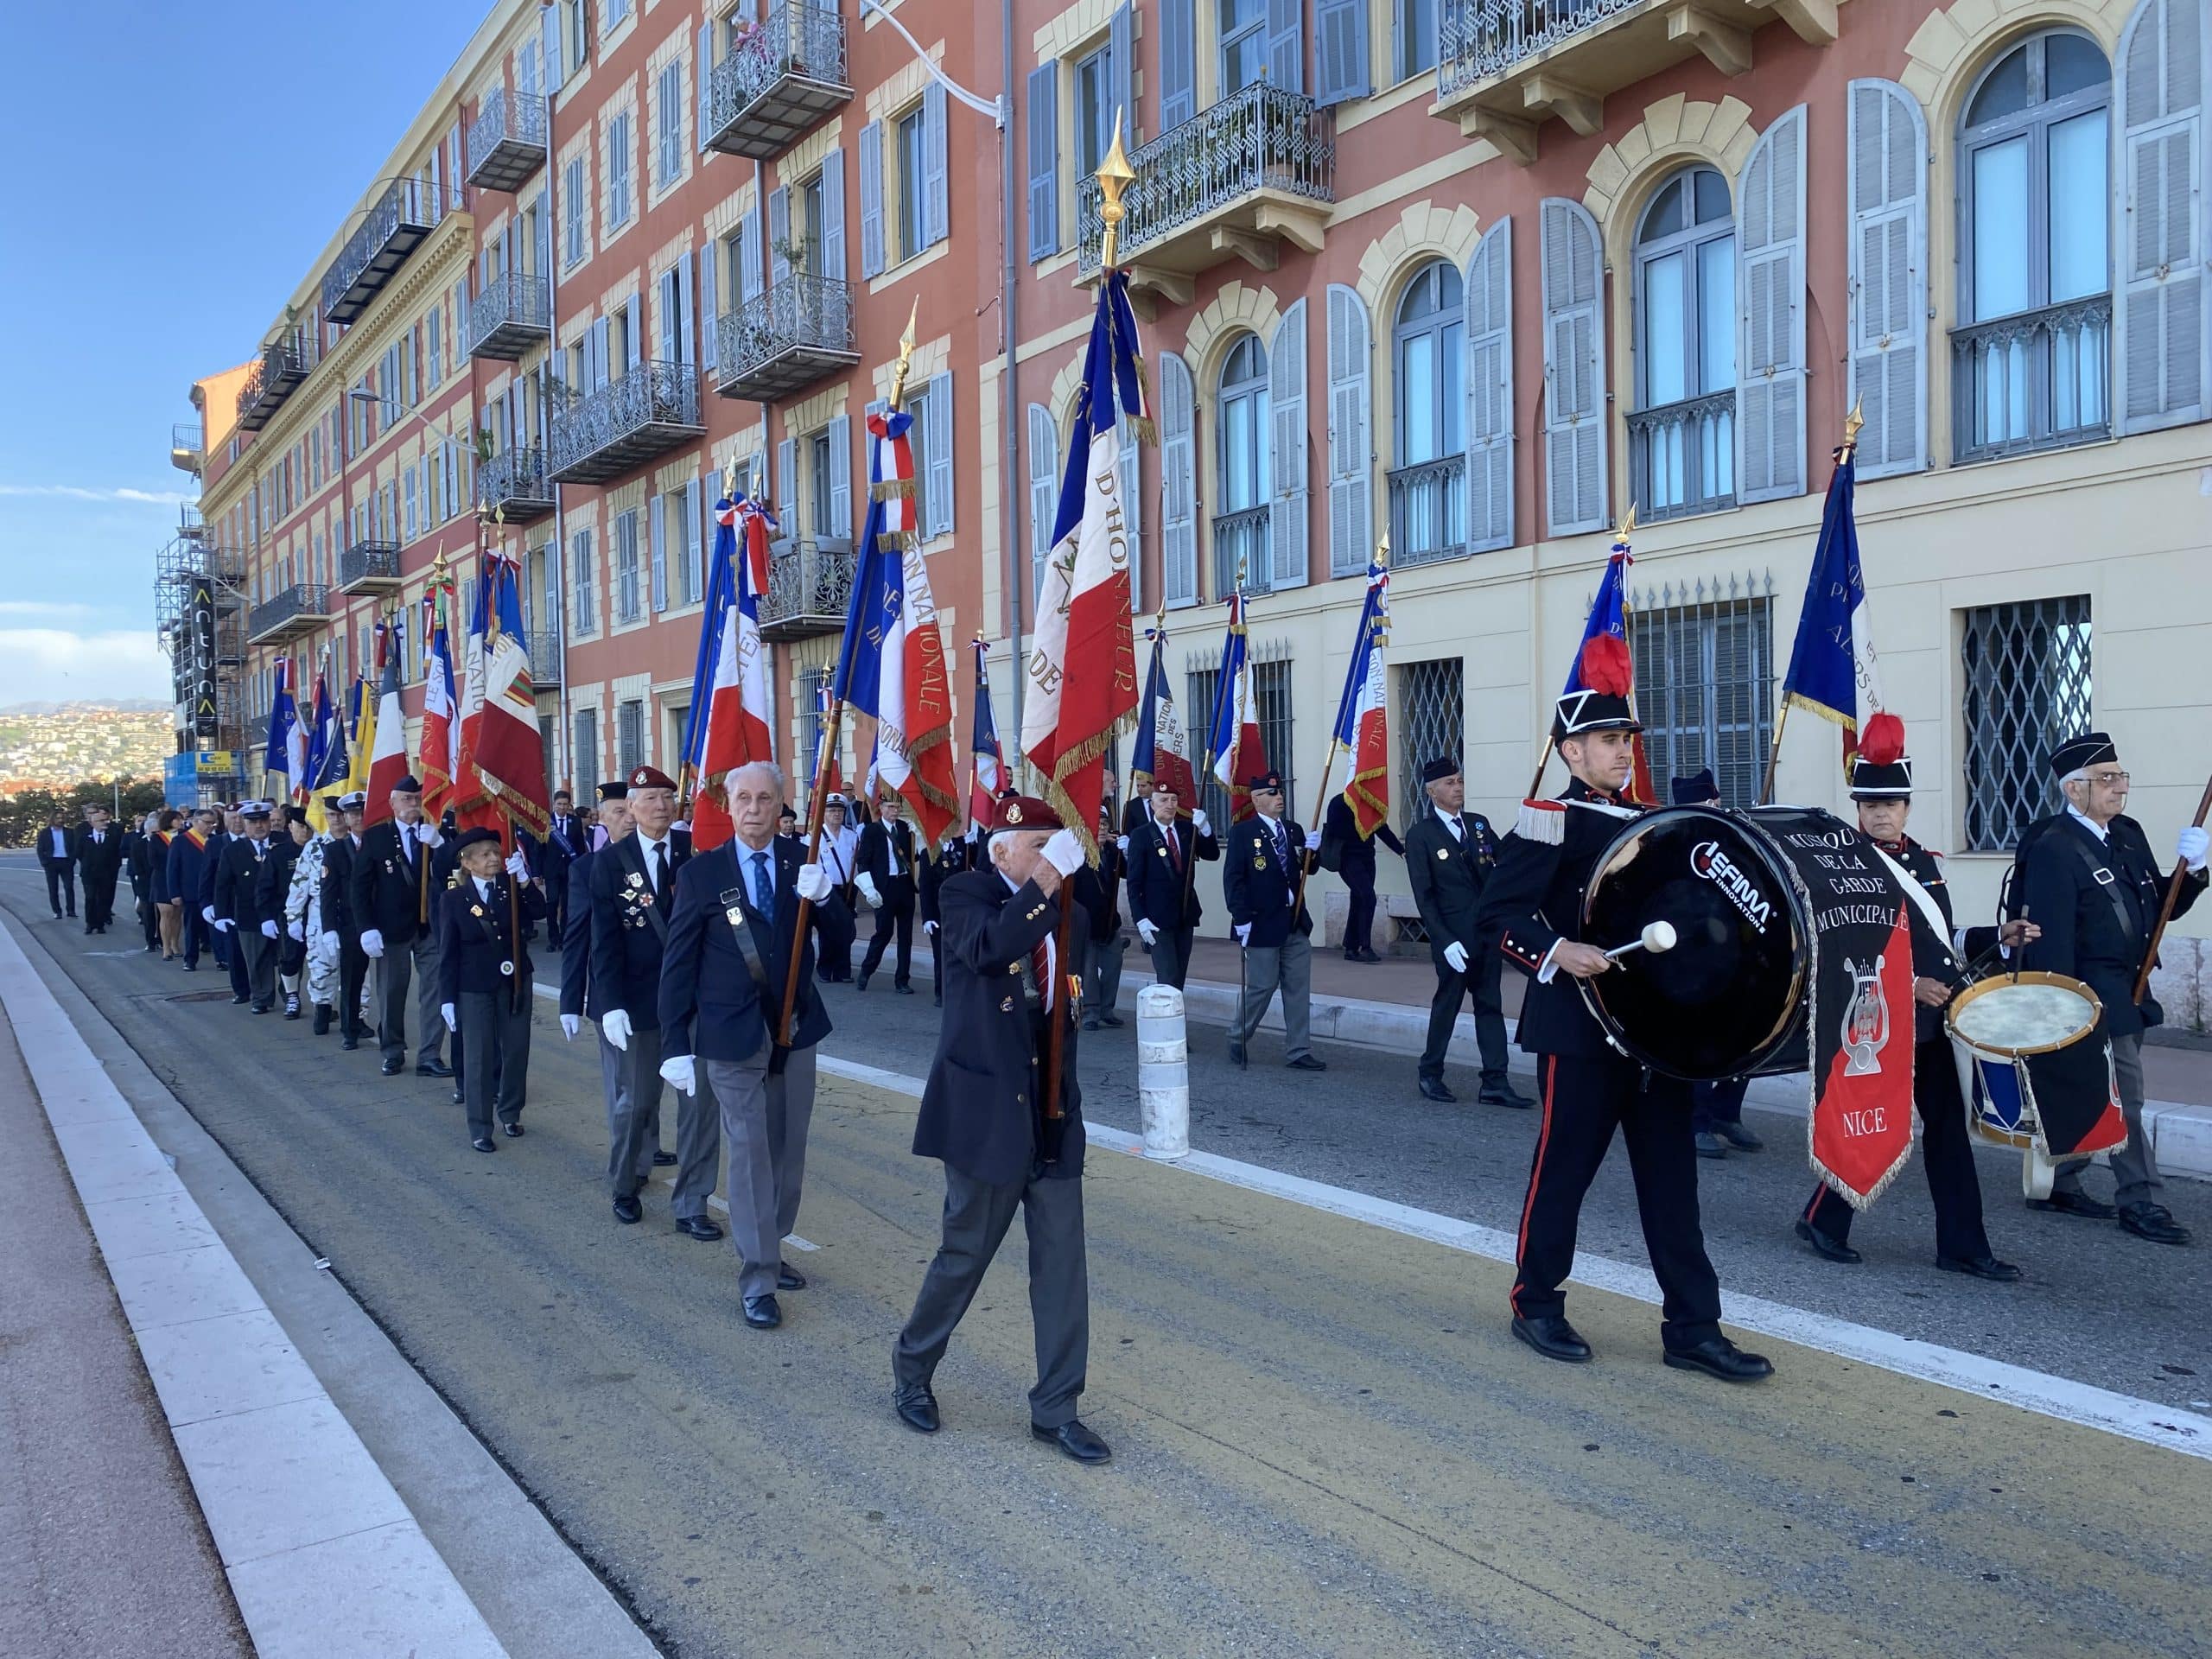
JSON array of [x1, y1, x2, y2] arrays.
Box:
[[1397, 657, 1464, 828], [1961, 594, 2091, 851], [1628, 575, 1776, 807], [616, 699, 645, 775]]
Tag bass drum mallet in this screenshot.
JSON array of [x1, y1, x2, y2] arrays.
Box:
[[1604, 920, 1678, 963]]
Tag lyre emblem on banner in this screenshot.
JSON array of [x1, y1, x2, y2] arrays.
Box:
[[1840, 955, 1891, 1077]]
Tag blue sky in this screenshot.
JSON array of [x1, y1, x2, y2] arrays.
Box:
[[0, 2, 486, 708]]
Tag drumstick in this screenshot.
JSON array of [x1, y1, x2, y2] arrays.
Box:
[[1604, 920, 1678, 962], [2012, 904, 2026, 985]]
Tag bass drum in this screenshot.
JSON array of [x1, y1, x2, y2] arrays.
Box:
[[1579, 805, 1826, 1081]]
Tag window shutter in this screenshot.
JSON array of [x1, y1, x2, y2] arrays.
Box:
[[1325, 283, 1372, 577], [1267, 0, 1304, 94], [1160, 0, 1197, 129], [650, 492, 668, 612], [1109, 3, 1135, 134], [1268, 298, 1310, 591], [677, 257, 696, 365], [1736, 105, 1807, 505], [685, 479, 704, 603], [2118, 0, 2207, 434], [775, 436, 797, 523], [696, 24, 715, 149], [925, 372, 955, 537], [741, 207, 764, 302], [859, 121, 886, 277], [828, 412, 852, 537], [626, 294, 644, 368], [1120, 418, 1142, 613], [768, 186, 791, 288], [543, 4, 565, 92], [1314, 0, 1370, 108], [1465, 216, 1515, 552], [1028, 404, 1058, 601], [700, 245, 720, 371], [1846, 80, 1927, 480], [1027, 63, 1060, 263], [1161, 353, 1197, 606], [923, 80, 949, 249], [822, 146, 847, 279], [1539, 197, 1607, 536]]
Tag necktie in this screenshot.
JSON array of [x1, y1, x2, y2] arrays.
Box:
[[1272, 822, 1287, 868], [1449, 816, 1465, 843], [749, 849, 773, 916], [1165, 823, 1181, 873], [1030, 936, 1053, 1011], [646, 841, 664, 899]]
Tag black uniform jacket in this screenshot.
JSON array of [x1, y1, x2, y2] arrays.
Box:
[[1224, 814, 1318, 947], [1073, 841, 1126, 944], [918, 838, 971, 928], [353, 820, 442, 943], [168, 830, 213, 913], [1872, 836, 1971, 1045], [857, 817, 920, 904], [1321, 793, 1405, 876], [912, 870, 1088, 1186], [437, 874, 545, 1003], [212, 835, 284, 931], [1403, 807, 1501, 966], [74, 825, 124, 886], [195, 830, 230, 912], [320, 835, 360, 938], [2017, 810, 2205, 1038], [587, 830, 691, 1027], [1124, 811, 1218, 931], [658, 837, 841, 1064], [560, 851, 601, 1020]]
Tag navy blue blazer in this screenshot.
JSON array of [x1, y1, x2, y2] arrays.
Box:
[[588, 832, 690, 1027], [658, 837, 841, 1063], [559, 852, 599, 1020], [437, 874, 546, 1004], [1223, 814, 1318, 948], [1124, 812, 1217, 931]]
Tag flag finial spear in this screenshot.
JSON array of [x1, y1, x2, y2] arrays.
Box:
[[1375, 529, 1391, 569], [1096, 113, 1137, 271], [1613, 502, 1637, 546], [1840, 397, 1865, 459], [724, 453, 740, 498], [888, 298, 921, 411]]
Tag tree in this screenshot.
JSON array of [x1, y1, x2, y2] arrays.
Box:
[[0, 777, 167, 848]]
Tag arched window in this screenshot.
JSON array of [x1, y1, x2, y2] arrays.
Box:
[[1389, 260, 1465, 563], [1214, 334, 1271, 596], [1630, 166, 1735, 521], [1955, 29, 2111, 460]]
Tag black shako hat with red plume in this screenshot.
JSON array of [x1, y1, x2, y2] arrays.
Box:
[[1849, 712, 1913, 799], [1552, 635, 1643, 740]]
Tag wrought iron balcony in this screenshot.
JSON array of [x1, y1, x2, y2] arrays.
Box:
[[235, 338, 313, 432], [468, 271, 551, 361], [1629, 390, 1737, 523], [1211, 506, 1272, 600], [1387, 456, 1468, 567], [713, 274, 860, 401], [246, 584, 333, 646], [547, 362, 707, 486], [1433, 0, 1836, 164], [322, 181, 439, 324], [524, 632, 563, 688], [703, 1, 851, 161], [1951, 296, 2112, 466], [466, 86, 549, 194], [337, 539, 403, 596], [171, 423, 204, 474], [477, 445, 557, 524], [760, 540, 855, 641], [1076, 82, 1333, 305]]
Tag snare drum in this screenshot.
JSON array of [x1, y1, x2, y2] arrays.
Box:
[[1945, 971, 2107, 1200]]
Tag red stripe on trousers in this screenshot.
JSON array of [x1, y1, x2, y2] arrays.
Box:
[[1510, 1054, 1558, 1315]]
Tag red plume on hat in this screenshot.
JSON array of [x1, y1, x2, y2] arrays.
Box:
[[1578, 633, 1633, 697], [1858, 711, 1905, 766]]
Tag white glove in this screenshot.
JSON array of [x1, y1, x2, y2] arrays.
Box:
[[441, 1002, 458, 1033], [504, 850, 529, 878], [1041, 828, 1085, 877], [1304, 829, 1323, 851], [260, 918, 279, 939], [856, 873, 881, 907], [2179, 824, 2209, 873], [924, 918, 938, 937], [795, 862, 831, 902], [287, 919, 305, 941], [1137, 919, 1158, 948], [1192, 810, 1211, 836], [415, 821, 442, 847], [213, 918, 232, 934], [601, 1008, 632, 1051], [1234, 922, 1251, 945], [1116, 835, 1130, 853], [201, 906, 216, 925], [659, 1054, 697, 1095], [321, 931, 340, 953], [1443, 940, 1469, 973], [360, 928, 385, 959], [560, 1013, 581, 1040]]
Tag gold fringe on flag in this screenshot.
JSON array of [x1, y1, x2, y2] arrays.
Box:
[[871, 476, 918, 503]]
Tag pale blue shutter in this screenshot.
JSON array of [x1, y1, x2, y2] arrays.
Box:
[[1028, 404, 1058, 601], [2118, 0, 2207, 434], [822, 147, 846, 279], [1314, 0, 1369, 108], [650, 492, 668, 612], [925, 372, 954, 537], [700, 244, 720, 371], [1268, 300, 1309, 590], [828, 413, 852, 537], [677, 256, 695, 365], [775, 436, 797, 524], [1325, 283, 1371, 576], [768, 185, 791, 286], [1160, 0, 1197, 128], [1109, 4, 1135, 135], [1267, 0, 1303, 94], [1160, 353, 1197, 606], [696, 22, 715, 150], [741, 207, 764, 302], [543, 5, 565, 92], [922, 81, 949, 248], [1465, 216, 1514, 552], [1736, 105, 1807, 504], [684, 479, 703, 604], [1539, 197, 1606, 536], [858, 121, 885, 277], [1846, 79, 1927, 478], [1027, 63, 1060, 262]]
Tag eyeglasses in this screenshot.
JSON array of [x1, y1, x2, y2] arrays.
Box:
[[2086, 771, 2131, 786]]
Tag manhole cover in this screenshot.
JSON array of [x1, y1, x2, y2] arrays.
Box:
[[168, 991, 237, 1003]]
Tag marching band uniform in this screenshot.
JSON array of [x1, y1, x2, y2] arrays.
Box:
[[1123, 797, 1217, 990], [1403, 756, 1522, 1107], [352, 777, 453, 1078], [892, 794, 1107, 1462], [1222, 771, 1325, 1071], [1473, 668, 1769, 1381], [437, 828, 545, 1150], [855, 807, 920, 993], [1665, 770, 1763, 1159], [212, 803, 283, 1013]]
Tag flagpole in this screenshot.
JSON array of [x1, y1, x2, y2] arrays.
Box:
[[1292, 535, 1387, 931], [1187, 555, 1247, 917], [1760, 406, 1860, 806], [1529, 505, 1636, 800]]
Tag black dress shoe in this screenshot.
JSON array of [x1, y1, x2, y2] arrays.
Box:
[[2029, 1190, 2117, 1221], [1286, 1054, 1327, 1071], [1715, 1122, 1764, 1151], [231, 994, 251, 1006], [855, 970, 872, 993], [1227, 1039, 1247, 1069], [742, 1294, 782, 1329], [341, 1035, 360, 1051], [1417, 1076, 1458, 1104], [652, 1150, 679, 1166], [1082, 1018, 1101, 1031], [777, 1261, 807, 1290], [613, 1195, 643, 1224], [1664, 1337, 1774, 1382], [1794, 1218, 1862, 1263], [502, 1121, 524, 1138], [450, 1088, 465, 1106], [894, 982, 914, 995], [675, 1216, 723, 1242], [1478, 1082, 1534, 1109], [250, 1003, 271, 1014], [1032, 1420, 1111, 1463], [1937, 1252, 2023, 1281], [1511, 1314, 1592, 1363], [312, 1006, 332, 1036], [1099, 1013, 1124, 1027], [2118, 1203, 2193, 1246], [1694, 1132, 1729, 1160], [416, 1059, 454, 1079], [381, 1058, 403, 1075], [894, 1387, 939, 1433], [472, 1136, 497, 1154]]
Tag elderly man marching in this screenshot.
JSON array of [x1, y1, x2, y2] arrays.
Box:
[[353, 775, 455, 1080], [892, 793, 1108, 1464], [1222, 770, 1326, 1071], [658, 762, 843, 1329]]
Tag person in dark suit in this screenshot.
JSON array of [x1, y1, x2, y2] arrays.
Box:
[[1121, 777, 1154, 837], [855, 791, 920, 993], [1403, 757, 1527, 1108], [558, 781, 629, 1049], [918, 833, 972, 1008], [167, 808, 218, 969], [2014, 730, 2207, 1246], [658, 761, 842, 1329], [211, 801, 283, 1012], [321, 792, 370, 1045], [542, 789, 586, 935], [1122, 779, 1217, 990], [351, 776, 454, 1079], [435, 828, 543, 1149], [73, 804, 125, 933], [1473, 663, 1770, 1382], [891, 792, 1108, 1464], [198, 806, 250, 998], [1222, 771, 1325, 1072], [124, 812, 158, 949], [38, 813, 77, 920], [1321, 790, 1403, 964], [1075, 804, 1128, 1031]]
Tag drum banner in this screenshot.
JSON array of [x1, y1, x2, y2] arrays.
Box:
[[2022, 1031, 2126, 1159]]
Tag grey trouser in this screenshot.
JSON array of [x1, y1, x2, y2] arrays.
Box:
[[2056, 1031, 2158, 1206], [458, 988, 531, 1139], [704, 1047, 817, 1299], [1083, 931, 1126, 1022], [1229, 933, 1313, 1060], [601, 1026, 667, 1201], [375, 931, 447, 1065], [1147, 925, 1194, 990], [239, 929, 278, 1008], [893, 1165, 1089, 1429]]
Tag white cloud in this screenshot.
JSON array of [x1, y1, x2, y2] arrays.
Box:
[[0, 601, 96, 620], [0, 484, 193, 506], [0, 629, 171, 708]]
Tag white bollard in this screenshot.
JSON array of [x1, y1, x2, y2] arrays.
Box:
[[1136, 983, 1191, 1161]]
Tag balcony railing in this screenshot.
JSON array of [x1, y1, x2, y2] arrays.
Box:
[[322, 181, 442, 324], [235, 338, 313, 431], [760, 541, 856, 640], [1629, 390, 1737, 524], [1951, 296, 2112, 466], [1388, 457, 1468, 567], [523, 632, 563, 687], [477, 446, 557, 524], [713, 273, 860, 401], [1440, 0, 1641, 94], [337, 539, 403, 596], [171, 422, 204, 474], [704, 1, 851, 161], [1211, 506, 1272, 600], [1076, 82, 1333, 299], [547, 362, 706, 486], [467, 271, 551, 361], [466, 86, 549, 193], [246, 584, 333, 646]]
